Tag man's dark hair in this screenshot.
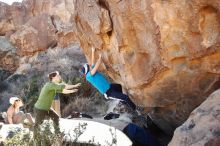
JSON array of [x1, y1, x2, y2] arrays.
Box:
[[48, 71, 59, 81]]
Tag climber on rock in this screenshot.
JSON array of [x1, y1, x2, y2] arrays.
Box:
[[80, 47, 141, 114]]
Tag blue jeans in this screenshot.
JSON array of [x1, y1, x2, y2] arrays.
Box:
[[123, 123, 159, 146], [106, 84, 136, 110]]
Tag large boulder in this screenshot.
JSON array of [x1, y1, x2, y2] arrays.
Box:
[[0, 2, 30, 36], [0, 3, 13, 36], [71, 0, 220, 134], [24, 0, 74, 23], [169, 89, 220, 146], [10, 13, 57, 56], [0, 0, 78, 56], [0, 36, 19, 72], [23, 0, 79, 50]]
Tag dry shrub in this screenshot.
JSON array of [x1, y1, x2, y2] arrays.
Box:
[[62, 94, 108, 118]]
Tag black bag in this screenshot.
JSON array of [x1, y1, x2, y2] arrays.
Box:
[[104, 112, 120, 120]]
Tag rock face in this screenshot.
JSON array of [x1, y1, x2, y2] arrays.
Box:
[[169, 89, 220, 146], [10, 13, 57, 55], [0, 0, 220, 135], [0, 0, 77, 56], [0, 36, 19, 72], [71, 0, 220, 134]]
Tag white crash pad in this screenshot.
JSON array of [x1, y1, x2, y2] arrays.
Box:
[[60, 118, 132, 146]]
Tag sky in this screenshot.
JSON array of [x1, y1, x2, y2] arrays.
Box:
[[0, 0, 22, 5]]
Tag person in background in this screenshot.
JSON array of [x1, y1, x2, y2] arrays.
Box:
[[34, 71, 81, 139], [81, 47, 140, 114], [6, 97, 34, 126]]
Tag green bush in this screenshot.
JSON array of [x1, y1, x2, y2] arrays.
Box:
[[4, 128, 32, 146], [4, 121, 97, 146], [21, 75, 41, 113]]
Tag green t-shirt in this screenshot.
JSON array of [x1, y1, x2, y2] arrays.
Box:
[[35, 82, 65, 110]]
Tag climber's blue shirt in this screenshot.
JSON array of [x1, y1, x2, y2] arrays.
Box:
[[86, 66, 110, 94]]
